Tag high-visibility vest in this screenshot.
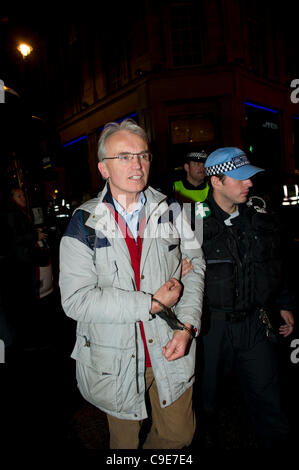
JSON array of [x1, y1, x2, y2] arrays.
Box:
[[174, 180, 209, 203]]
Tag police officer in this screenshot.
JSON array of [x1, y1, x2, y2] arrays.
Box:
[[198, 147, 294, 448], [174, 151, 209, 203]]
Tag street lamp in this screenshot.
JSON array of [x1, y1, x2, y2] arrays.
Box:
[[17, 43, 33, 59]]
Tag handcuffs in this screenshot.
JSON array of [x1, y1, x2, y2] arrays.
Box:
[[152, 297, 195, 338]]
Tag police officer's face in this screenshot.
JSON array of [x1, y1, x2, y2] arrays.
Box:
[[98, 130, 150, 206], [184, 161, 205, 185], [213, 175, 253, 207]]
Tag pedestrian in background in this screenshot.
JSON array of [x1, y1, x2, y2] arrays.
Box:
[[5, 187, 47, 349]]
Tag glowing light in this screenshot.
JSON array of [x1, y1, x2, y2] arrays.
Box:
[[282, 184, 299, 206], [63, 136, 87, 148], [283, 185, 288, 198], [17, 43, 33, 58], [245, 102, 278, 114]]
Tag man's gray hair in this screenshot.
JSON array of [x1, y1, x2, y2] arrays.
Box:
[[97, 119, 149, 162]]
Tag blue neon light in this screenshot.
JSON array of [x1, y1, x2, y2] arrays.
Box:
[[116, 112, 138, 123], [245, 102, 278, 114], [292, 115, 299, 120], [63, 135, 87, 148], [63, 113, 139, 147]]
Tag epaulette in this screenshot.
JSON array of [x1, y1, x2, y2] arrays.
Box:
[[246, 196, 267, 214]]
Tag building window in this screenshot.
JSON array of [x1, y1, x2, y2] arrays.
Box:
[[244, 1, 268, 76], [165, 1, 204, 68], [101, 4, 130, 93], [62, 136, 91, 196], [108, 63, 122, 92], [247, 18, 267, 75], [104, 40, 129, 93], [244, 102, 281, 180], [60, 24, 83, 115], [170, 116, 215, 144]]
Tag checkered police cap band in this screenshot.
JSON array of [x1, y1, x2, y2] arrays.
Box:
[[187, 151, 207, 159], [205, 154, 250, 176]]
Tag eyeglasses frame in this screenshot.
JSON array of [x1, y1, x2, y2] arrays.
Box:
[[102, 151, 153, 163]]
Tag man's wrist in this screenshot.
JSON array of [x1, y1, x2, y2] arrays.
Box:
[[150, 297, 162, 314], [180, 323, 195, 338], [151, 297, 166, 314]]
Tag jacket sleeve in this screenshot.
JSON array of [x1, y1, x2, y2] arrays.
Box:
[[172, 205, 206, 333], [59, 213, 152, 325]]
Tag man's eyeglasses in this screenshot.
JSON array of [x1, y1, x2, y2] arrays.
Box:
[[103, 151, 153, 163]]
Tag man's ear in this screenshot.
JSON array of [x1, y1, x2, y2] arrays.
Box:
[[183, 162, 189, 174], [98, 161, 109, 179], [210, 175, 222, 189]]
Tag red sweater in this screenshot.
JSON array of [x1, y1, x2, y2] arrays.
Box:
[[106, 204, 152, 367]]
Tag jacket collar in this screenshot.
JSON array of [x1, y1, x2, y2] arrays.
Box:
[[85, 183, 169, 232], [97, 182, 166, 205], [207, 191, 247, 224]]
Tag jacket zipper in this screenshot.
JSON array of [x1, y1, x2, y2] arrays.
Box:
[[135, 323, 139, 394]]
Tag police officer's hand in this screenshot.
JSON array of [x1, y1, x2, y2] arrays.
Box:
[[181, 258, 193, 278], [162, 325, 192, 361], [151, 278, 182, 314], [279, 310, 294, 337]]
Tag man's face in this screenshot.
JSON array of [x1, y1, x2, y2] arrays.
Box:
[[213, 175, 253, 205], [184, 161, 205, 185], [98, 130, 150, 204], [12, 189, 27, 208]]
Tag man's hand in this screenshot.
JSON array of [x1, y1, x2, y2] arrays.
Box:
[[162, 325, 192, 361], [279, 310, 294, 337], [151, 278, 182, 314], [36, 227, 47, 241]]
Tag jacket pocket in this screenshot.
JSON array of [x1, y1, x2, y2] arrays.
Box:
[[168, 244, 178, 252], [205, 259, 235, 310], [251, 233, 275, 261], [95, 258, 119, 287], [73, 337, 121, 413], [166, 338, 196, 385], [159, 236, 181, 276], [161, 238, 180, 257]]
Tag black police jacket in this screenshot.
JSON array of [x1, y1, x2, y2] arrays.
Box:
[[202, 194, 283, 318]]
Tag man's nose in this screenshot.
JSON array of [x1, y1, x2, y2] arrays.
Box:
[[131, 155, 143, 167], [244, 178, 253, 187]]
